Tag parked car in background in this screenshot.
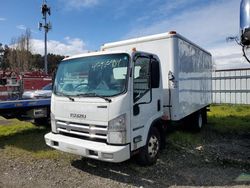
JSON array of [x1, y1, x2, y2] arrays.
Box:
[[22, 83, 52, 99]]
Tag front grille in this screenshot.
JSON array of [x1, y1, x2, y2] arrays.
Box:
[[56, 120, 108, 142]]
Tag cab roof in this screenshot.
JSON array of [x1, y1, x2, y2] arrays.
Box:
[[63, 50, 130, 61]]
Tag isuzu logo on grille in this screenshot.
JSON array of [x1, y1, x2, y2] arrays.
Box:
[[70, 113, 86, 119]]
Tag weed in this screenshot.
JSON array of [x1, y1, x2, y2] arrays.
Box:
[[208, 104, 250, 133], [167, 131, 202, 147], [0, 104, 249, 161], [0, 118, 74, 161]]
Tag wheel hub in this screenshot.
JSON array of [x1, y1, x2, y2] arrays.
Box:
[[148, 135, 159, 158]]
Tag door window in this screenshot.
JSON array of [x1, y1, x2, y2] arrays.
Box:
[[133, 56, 150, 102]]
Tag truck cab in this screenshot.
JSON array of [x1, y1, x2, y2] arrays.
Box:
[[45, 50, 164, 164]]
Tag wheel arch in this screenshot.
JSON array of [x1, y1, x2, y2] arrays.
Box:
[[142, 117, 166, 149]]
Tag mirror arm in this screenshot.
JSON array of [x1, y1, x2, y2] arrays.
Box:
[[242, 45, 250, 63]]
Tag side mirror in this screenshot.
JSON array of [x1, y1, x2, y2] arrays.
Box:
[[240, 0, 250, 45], [133, 104, 140, 116]]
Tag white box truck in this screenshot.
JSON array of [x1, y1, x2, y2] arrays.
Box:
[[45, 31, 212, 165]]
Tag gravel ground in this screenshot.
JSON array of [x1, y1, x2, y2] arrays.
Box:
[[0, 124, 249, 188]]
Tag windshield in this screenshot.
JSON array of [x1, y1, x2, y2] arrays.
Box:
[[42, 83, 52, 90], [54, 53, 129, 97]]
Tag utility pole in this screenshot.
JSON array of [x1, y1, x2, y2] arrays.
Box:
[[39, 0, 51, 74]]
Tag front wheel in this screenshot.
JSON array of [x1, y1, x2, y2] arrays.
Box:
[[136, 127, 161, 166]]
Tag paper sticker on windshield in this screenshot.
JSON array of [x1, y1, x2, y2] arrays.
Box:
[[92, 59, 122, 70]]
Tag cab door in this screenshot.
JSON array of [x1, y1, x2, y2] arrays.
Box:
[[130, 52, 163, 151]]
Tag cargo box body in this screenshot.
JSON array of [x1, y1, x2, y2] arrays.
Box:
[[102, 32, 212, 121]]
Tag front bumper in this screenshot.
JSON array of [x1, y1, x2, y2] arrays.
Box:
[[44, 132, 130, 163]]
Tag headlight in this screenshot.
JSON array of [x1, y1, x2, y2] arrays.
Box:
[[107, 114, 126, 144]]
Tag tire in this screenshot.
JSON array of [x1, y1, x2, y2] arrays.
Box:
[[136, 127, 161, 166], [192, 111, 203, 131], [34, 117, 48, 126], [202, 109, 208, 124]]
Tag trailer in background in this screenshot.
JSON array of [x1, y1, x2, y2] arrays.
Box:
[[0, 71, 51, 124], [0, 98, 51, 124], [0, 71, 51, 101], [22, 71, 52, 91]]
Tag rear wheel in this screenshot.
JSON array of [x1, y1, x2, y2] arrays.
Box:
[[136, 127, 161, 166], [192, 111, 203, 131]]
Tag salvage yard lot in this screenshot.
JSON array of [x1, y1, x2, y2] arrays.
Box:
[[0, 105, 249, 188]]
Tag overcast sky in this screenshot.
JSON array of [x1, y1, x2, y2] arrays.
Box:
[[0, 0, 250, 70]]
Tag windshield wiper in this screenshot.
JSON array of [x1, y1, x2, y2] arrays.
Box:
[[76, 93, 112, 103], [56, 92, 75, 102]]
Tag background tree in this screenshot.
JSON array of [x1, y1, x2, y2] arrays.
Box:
[[7, 29, 32, 72], [1, 28, 65, 75], [47, 53, 64, 74], [0, 45, 10, 70]]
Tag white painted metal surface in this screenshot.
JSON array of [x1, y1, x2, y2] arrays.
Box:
[[45, 31, 212, 163], [45, 132, 130, 162], [103, 32, 212, 120], [212, 68, 250, 104]]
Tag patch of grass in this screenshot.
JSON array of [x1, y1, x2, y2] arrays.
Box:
[[1, 104, 249, 160], [0, 117, 72, 160], [2, 146, 75, 161], [167, 131, 202, 147], [208, 104, 250, 133], [167, 104, 250, 147], [0, 119, 36, 137]]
